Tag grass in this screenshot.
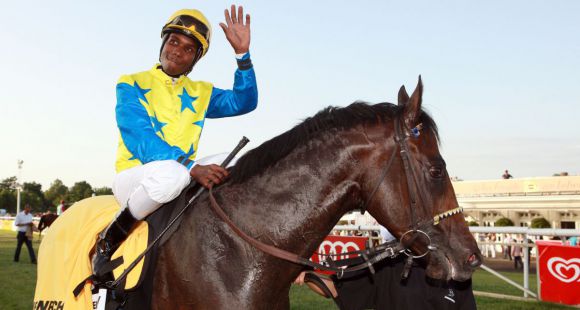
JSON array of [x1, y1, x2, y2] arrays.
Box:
[[472, 267, 538, 296], [0, 229, 574, 309], [0, 230, 40, 310]]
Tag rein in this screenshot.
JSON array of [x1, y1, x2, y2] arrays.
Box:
[[208, 187, 403, 277], [207, 116, 464, 278]]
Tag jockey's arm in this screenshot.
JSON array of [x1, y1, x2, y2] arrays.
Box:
[[206, 52, 258, 118], [116, 81, 193, 168]]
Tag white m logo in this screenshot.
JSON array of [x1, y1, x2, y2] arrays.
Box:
[[317, 240, 361, 262]]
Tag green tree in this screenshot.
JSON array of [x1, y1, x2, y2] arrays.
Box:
[[495, 217, 515, 227], [0, 177, 18, 213], [0, 176, 17, 190], [20, 192, 43, 213], [0, 189, 17, 214], [66, 181, 93, 203], [93, 187, 113, 196], [531, 217, 551, 228], [44, 179, 69, 208], [467, 221, 479, 226], [20, 182, 45, 212]]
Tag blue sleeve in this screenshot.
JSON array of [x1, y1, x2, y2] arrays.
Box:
[[206, 53, 258, 118], [116, 82, 193, 168]]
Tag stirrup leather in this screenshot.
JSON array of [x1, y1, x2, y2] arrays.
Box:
[[304, 271, 336, 299]]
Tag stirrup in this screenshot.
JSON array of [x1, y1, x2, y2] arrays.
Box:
[[303, 271, 337, 299], [92, 207, 137, 283]]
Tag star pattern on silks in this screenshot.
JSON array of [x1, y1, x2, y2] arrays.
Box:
[[133, 82, 151, 104], [150, 112, 167, 138], [178, 88, 198, 113], [193, 119, 205, 129]]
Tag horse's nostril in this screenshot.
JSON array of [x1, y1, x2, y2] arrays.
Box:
[[468, 253, 481, 267]]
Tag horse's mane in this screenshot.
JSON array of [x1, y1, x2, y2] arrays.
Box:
[[229, 102, 438, 184]]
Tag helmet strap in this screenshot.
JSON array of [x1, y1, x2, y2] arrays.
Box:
[[182, 47, 203, 76]]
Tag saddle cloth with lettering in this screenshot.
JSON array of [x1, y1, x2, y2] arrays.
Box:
[[33, 195, 149, 309]]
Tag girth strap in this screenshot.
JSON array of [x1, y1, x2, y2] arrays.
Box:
[[73, 256, 124, 297]]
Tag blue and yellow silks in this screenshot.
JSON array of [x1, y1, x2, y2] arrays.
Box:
[[115, 54, 257, 173]]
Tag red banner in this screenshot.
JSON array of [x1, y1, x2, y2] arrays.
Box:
[[537, 240, 580, 305], [310, 235, 368, 274]]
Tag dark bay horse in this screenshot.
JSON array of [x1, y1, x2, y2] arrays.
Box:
[[38, 212, 58, 235], [152, 78, 482, 309]]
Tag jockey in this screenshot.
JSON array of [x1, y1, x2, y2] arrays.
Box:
[[93, 5, 257, 281]]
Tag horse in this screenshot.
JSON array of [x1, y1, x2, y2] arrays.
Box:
[[37, 212, 58, 235], [149, 77, 483, 309]]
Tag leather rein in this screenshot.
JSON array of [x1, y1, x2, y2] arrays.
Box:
[[208, 117, 463, 278]]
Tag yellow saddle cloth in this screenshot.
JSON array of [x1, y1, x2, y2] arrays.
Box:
[[34, 195, 148, 309]]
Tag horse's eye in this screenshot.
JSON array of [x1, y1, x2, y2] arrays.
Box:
[[429, 166, 444, 178]]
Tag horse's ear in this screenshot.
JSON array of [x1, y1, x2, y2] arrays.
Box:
[[398, 85, 409, 106], [404, 75, 423, 127]]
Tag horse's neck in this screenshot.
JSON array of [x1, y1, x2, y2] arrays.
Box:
[[222, 131, 364, 256]]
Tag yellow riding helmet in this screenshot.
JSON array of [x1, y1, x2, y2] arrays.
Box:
[[161, 9, 212, 57]]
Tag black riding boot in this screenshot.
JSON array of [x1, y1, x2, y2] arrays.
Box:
[[92, 207, 138, 284]]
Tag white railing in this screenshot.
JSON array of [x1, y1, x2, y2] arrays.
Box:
[[468, 226, 580, 237], [1, 216, 41, 221]]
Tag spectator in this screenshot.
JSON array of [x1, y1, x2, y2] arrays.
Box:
[[483, 233, 496, 258], [13, 204, 37, 264], [503, 234, 512, 261], [502, 170, 513, 179], [512, 238, 523, 270], [490, 234, 497, 258], [524, 238, 533, 267], [56, 200, 66, 216]]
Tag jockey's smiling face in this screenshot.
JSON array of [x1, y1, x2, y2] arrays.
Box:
[[160, 33, 200, 77]]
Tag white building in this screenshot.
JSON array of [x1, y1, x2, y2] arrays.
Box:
[[453, 176, 580, 229]]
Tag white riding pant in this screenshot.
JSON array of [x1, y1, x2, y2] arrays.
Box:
[[112, 153, 237, 220]]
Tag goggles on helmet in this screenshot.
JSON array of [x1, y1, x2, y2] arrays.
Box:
[[165, 15, 210, 41]]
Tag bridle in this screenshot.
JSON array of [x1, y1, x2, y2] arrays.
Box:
[[361, 117, 463, 260], [207, 115, 464, 278]]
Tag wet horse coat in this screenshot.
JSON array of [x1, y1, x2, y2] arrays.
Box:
[[149, 79, 482, 309]]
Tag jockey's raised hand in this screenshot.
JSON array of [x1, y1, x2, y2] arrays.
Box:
[[220, 5, 251, 54]]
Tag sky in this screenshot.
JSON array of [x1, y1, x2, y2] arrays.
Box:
[[0, 0, 579, 190]]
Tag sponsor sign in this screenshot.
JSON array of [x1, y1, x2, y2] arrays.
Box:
[[310, 235, 368, 274], [33, 300, 65, 310], [537, 241, 580, 305]]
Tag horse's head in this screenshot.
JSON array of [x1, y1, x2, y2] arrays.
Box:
[[363, 77, 482, 281]]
